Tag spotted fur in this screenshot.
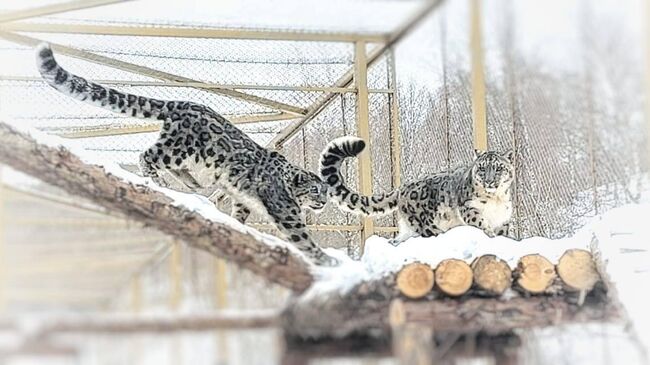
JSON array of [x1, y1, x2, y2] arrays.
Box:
[[321, 137, 515, 245], [36, 43, 338, 266]]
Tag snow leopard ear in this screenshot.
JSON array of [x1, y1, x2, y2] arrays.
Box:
[[473, 149, 485, 159], [503, 150, 515, 162]]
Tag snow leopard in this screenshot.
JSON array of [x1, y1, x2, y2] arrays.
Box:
[[36, 43, 339, 266], [320, 137, 514, 245]]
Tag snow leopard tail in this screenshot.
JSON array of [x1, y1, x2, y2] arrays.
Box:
[[35, 43, 171, 120], [320, 136, 400, 216]]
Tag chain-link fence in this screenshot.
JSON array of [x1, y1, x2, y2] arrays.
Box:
[[1, 0, 647, 255]]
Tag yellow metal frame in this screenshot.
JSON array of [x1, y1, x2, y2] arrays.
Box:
[[470, 0, 488, 151], [0, 31, 308, 116], [0, 0, 129, 23], [0, 0, 448, 309], [0, 22, 389, 43]]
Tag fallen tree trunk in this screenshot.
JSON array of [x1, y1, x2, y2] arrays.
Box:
[[0, 121, 313, 292], [283, 281, 618, 339]]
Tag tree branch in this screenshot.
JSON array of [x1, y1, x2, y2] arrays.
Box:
[[0, 121, 314, 291]]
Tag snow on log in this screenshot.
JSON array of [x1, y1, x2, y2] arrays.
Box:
[[434, 259, 473, 297], [471, 254, 512, 296], [0, 121, 314, 292], [396, 263, 435, 299], [513, 254, 558, 294]]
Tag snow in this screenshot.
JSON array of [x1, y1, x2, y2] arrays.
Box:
[[307, 225, 591, 302]]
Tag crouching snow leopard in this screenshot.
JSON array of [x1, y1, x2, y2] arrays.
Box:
[[320, 137, 515, 245], [36, 43, 339, 266]]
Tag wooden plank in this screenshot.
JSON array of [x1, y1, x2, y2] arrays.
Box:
[[0, 0, 129, 23], [355, 41, 374, 250], [0, 22, 389, 43], [0, 31, 308, 116], [470, 0, 488, 150]]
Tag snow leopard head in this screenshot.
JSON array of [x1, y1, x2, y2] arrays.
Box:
[[472, 150, 515, 192]]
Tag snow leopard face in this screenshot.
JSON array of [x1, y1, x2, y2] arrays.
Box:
[[472, 150, 515, 192], [292, 171, 329, 212]]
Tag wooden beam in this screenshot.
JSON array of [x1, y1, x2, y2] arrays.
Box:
[[0, 0, 129, 23], [470, 0, 488, 150], [0, 31, 308, 116], [354, 41, 374, 250], [0, 22, 389, 43], [271, 0, 445, 148]]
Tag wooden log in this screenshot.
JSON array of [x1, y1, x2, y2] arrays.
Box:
[[0, 121, 313, 292], [557, 249, 600, 292], [470, 255, 512, 296], [513, 254, 557, 294], [435, 259, 473, 297], [396, 262, 435, 299], [389, 299, 434, 365]]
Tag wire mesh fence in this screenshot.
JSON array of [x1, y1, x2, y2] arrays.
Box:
[[0, 0, 647, 255]]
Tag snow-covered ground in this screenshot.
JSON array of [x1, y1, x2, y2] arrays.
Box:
[[5, 124, 650, 363], [307, 193, 650, 363]]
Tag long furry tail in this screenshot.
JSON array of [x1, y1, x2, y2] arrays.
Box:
[[35, 43, 173, 120], [319, 136, 399, 216]]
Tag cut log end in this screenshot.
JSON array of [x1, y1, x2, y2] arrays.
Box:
[[557, 249, 600, 292], [396, 263, 435, 299], [435, 259, 473, 297], [471, 255, 512, 296], [515, 254, 556, 294]]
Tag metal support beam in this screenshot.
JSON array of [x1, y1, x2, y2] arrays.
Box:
[[0, 168, 5, 313], [271, 0, 445, 148], [0, 76, 396, 94], [388, 48, 402, 188], [214, 259, 228, 364], [470, 0, 488, 150], [646, 0, 650, 171], [169, 242, 182, 311], [0, 22, 389, 43], [0, 0, 129, 23], [0, 31, 308, 116], [130, 276, 142, 312], [48, 112, 297, 139], [355, 41, 374, 250]]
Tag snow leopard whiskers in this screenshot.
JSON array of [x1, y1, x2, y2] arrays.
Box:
[[36, 43, 339, 266], [320, 137, 514, 245]]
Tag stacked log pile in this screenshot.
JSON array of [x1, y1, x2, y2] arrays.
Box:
[[395, 249, 601, 304]]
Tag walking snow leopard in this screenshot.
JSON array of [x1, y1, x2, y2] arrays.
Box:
[[320, 137, 514, 245], [36, 43, 339, 266]]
